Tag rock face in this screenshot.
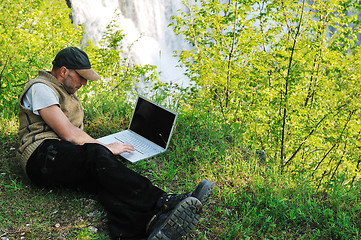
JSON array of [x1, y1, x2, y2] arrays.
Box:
[[65, 0, 71, 8]]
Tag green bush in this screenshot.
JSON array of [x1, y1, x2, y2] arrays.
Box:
[[171, 0, 361, 187], [0, 0, 83, 118]]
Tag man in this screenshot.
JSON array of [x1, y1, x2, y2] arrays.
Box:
[[17, 47, 214, 239]]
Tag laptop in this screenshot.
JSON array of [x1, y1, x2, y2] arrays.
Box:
[[97, 95, 178, 163]]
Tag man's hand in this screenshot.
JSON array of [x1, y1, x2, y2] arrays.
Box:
[[106, 142, 135, 155]]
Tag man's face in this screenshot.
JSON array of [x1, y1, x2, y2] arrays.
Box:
[[62, 69, 88, 94]]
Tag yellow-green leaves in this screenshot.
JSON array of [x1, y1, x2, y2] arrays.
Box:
[[172, 0, 361, 187], [0, 0, 83, 117]]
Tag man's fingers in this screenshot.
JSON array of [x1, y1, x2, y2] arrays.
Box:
[[122, 143, 135, 151]]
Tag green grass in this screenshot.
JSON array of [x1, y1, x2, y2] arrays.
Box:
[[1, 100, 361, 239]]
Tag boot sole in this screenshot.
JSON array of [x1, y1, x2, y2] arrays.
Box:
[[192, 180, 215, 205], [147, 197, 202, 240]]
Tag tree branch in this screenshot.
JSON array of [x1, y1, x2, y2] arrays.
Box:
[[315, 110, 354, 171], [280, 0, 306, 169], [225, 1, 238, 108], [283, 103, 348, 169]]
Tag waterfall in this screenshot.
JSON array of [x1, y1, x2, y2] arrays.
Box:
[[70, 0, 190, 86]]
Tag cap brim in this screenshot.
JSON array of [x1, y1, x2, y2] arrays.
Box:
[[75, 69, 101, 81]]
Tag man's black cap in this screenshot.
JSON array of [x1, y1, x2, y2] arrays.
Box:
[[52, 47, 100, 81]]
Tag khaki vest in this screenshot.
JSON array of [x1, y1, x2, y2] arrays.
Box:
[[17, 70, 84, 173]]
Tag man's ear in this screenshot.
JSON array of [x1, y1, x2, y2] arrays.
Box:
[[60, 66, 68, 78]]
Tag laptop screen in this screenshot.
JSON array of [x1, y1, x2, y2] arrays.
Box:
[[129, 96, 177, 149]]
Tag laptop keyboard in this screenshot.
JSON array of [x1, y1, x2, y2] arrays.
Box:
[[115, 134, 153, 154]]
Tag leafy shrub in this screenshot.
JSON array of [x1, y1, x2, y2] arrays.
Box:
[[0, 0, 83, 118], [171, 0, 361, 188]]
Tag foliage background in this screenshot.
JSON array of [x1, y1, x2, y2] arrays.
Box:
[[0, 0, 83, 117], [171, 0, 361, 188]]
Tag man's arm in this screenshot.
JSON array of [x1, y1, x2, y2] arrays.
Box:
[[39, 105, 134, 155]]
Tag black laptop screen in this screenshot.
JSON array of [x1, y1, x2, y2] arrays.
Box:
[[129, 97, 177, 149]]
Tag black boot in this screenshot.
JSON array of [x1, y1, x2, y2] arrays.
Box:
[[147, 197, 202, 240]]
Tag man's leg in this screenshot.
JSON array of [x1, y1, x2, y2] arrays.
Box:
[[26, 139, 214, 239], [26, 139, 165, 238]]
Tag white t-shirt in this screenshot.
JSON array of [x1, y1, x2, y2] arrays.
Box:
[[22, 83, 60, 115]]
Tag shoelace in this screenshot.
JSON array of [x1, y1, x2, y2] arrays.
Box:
[[159, 193, 191, 212]]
